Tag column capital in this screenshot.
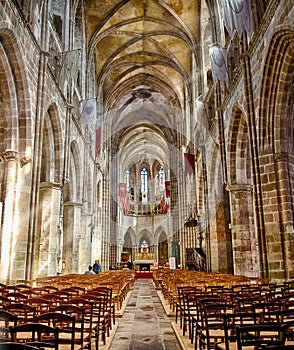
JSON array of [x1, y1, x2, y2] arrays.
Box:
[[1, 150, 19, 162]]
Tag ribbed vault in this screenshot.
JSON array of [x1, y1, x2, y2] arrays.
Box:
[[86, 0, 201, 178]]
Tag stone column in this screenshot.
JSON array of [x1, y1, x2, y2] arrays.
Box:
[[227, 184, 258, 276], [62, 201, 82, 274], [35, 182, 62, 277], [241, 36, 267, 277], [0, 151, 19, 282], [264, 152, 294, 280], [26, 0, 50, 280]]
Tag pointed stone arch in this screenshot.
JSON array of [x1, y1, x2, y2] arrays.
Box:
[[225, 105, 257, 276], [137, 229, 152, 248], [66, 140, 83, 203], [41, 103, 64, 184], [258, 29, 294, 280], [0, 26, 33, 281], [227, 105, 251, 186], [123, 227, 136, 248], [155, 227, 168, 265], [0, 26, 33, 157]]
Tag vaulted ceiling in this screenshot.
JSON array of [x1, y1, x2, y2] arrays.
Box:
[[85, 0, 206, 173]]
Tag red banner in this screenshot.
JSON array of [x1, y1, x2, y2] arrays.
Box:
[[165, 181, 170, 198], [96, 128, 101, 156], [118, 183, 130, 214], [184, 153, 195, 176], [118, 183, 127, 200], [160, 195, 168, 214]]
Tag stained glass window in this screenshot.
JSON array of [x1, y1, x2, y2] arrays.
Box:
[[159, 166, 165, 192], [140, 168, 148, 193]]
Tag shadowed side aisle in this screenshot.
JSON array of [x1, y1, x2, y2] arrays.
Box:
[[109, 278, 181, 350]]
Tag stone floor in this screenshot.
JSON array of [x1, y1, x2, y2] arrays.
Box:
[[109, 278, 182, 350]]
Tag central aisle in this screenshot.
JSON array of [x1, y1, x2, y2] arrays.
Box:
[[110, 278, 181, 350]]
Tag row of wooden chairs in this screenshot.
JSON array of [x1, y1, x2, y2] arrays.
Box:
[[0, 291, 111, 349], [176, 285, 294, 349], [153, 270, 294, 349], [0, 270, 135, 349]]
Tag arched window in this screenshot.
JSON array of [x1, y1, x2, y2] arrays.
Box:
[[125, 170, 130, 192], [140, 168, 148, 194], [159, 166, 165, 192], [155, 166, 165, 195]]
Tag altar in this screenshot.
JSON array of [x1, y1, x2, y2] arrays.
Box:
[[134, 252, 155, 278]]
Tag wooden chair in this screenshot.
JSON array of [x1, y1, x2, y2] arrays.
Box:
[[36, 312, 75, 350], [78, 294, 107, 348], [92, 286, 115, 327], [51, 304, 91, 350], [5, 304, 36, 325], [64, 286, 86, 296], [6, 293, 28, 303], [198, 303, 235, 350], [34, 286, 58, 295], [26, 298, 51, 317], [0, 342, 39, 350], [182, 290, 199, 342], [252, 301, 281, 324], [0, 295, 10, 309], [0, 310, 17, 342], [87, 289, 113, 333], [235, 323, 287, 349], [49, 291, 72, 304], [192, 294, 224, 350], [215, 312, 261, 350], [276, 308, 294, 345], [66, 298, 95, 349], [10, 323, 59, 350], [176, 286, 198, 329], [14, 285, 32, 292]]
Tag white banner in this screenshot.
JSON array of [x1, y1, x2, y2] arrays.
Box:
[[221, 0, 253, 38], [81, 98, 97, 132], [209, 45, 229, 87]]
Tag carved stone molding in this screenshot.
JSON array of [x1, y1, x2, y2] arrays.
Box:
[[226, 183, 253, 192], [39, 182, 62, 190], [2, 150, 19, 162]]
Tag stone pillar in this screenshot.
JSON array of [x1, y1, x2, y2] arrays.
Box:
[[62, 202, 82, 274], [35, 182, 62, 277], [273, 152, 294, 280], [227, 184, 258, 276], [116, 239, 124, 266], [241, 36, 267, 277], [0, 151, 19, 282]]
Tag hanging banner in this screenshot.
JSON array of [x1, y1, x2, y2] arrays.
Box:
[[209, 45, 229, 87], [165, 181, 170, 198], [96, 127, 101, 156], [118, 183, 127, 202], [184, 153, 195, 176], [220, 0, 253, 38], [118, 183, 130, 214], [81, 98, 96, 131], [160, 195, 168, 214]]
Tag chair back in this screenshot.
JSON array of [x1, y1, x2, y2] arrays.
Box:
[[10, 322, 59, 350], [235, 323, 287, 350]]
